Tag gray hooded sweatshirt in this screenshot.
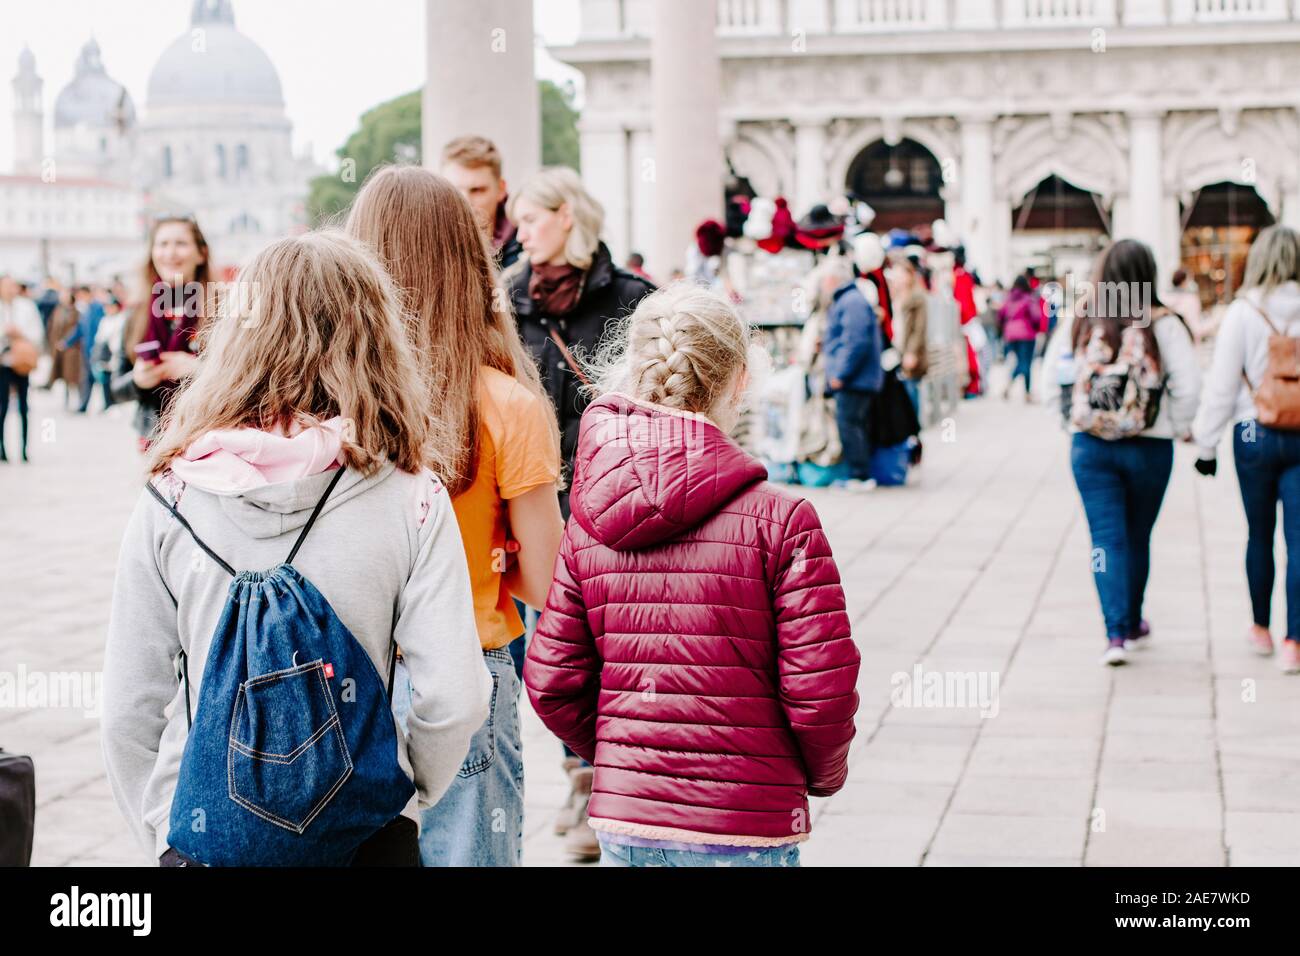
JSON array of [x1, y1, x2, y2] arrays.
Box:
[[101, 462, 492, 861]]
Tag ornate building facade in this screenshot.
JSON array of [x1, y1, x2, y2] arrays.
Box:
[[556, 0, 1300, 300]]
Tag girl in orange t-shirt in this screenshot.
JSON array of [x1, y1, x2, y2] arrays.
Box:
[[347, 165, 564, 867]]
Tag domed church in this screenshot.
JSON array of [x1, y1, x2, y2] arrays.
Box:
[[4, 0, 320, 280]]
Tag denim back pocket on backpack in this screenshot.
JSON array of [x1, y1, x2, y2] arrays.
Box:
[[227, 660, 353, 833]]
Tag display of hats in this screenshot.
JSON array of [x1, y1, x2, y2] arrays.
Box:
[[794, 204, 846, 250], [696, 219, 727, 258]]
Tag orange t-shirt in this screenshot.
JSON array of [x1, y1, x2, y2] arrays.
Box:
[[453, 366, 561, 650]]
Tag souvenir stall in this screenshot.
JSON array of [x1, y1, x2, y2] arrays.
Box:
[[690, 195, 966, 488]]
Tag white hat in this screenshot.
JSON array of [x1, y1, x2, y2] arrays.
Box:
[[853, 232, 885, 273]]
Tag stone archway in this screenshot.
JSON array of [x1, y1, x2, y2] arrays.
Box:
[[1181, 181, 1277, 305], [844, 137, 945, 232], [1010, 173, 1111, 282]]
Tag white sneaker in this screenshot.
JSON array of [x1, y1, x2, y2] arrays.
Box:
[[1100, 641, 1128, 667], [847, 478, 877, 493]]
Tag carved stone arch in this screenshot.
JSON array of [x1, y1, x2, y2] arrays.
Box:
[[828, 118, 957, 202], [1164, 110, 1296, 215], [726, 122, 794, 198], [996, 115, 1126, 205]]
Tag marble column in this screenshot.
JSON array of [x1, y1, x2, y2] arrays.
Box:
[[579, 119, 631, 264], [958, 115, 996, 280], [423, 0, 540, 186], [793, 120, 829, 215], [651, 0, 723, 277], [1125, 110, 1173, 281]]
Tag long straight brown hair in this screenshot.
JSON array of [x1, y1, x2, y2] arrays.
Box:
[[148, 231, 434, 478], [125, 216, 214, 353], [1072, 238, 1168, 371], [345, 164, 556, 497]]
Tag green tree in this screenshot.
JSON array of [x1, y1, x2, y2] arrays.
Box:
[[308, 80, 581, 226], [540, 79, 580, 171], [307, 90, 422, 226]]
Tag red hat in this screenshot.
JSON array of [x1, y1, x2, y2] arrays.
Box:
[[696, 219, 726, 257]]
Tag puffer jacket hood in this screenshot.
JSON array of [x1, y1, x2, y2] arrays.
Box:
[[569, 393, 767, 552]]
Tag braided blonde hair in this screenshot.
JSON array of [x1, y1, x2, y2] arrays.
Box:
[[589, 282, 753, 424]]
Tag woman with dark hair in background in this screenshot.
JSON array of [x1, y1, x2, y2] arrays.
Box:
[[1067, 239, 1201, 667], [110, 216, 213, 453]]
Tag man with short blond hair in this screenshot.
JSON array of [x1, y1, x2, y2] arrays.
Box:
[[440, 135, 522, 270]]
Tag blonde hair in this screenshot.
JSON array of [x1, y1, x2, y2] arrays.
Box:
[[148, 230, 433, 478], [440, 135, 503, 179], [590, 282, 752, 419], [345, 164, 557, 496], [1243, 225, 1300, 297], [508, 167, 604, 270]]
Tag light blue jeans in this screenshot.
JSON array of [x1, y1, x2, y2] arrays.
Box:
[[598, 839, 801, 868], [391, 646, 524, 866]]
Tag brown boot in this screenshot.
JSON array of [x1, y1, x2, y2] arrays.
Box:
[[563, 766, 600, 863], [553, 757, 584, 836]]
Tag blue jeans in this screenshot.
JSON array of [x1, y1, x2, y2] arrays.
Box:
[[1233, 421, 1300, 638], [1006, 339, 1035, 393], [391, 648, 524, 866], [1070, 433, 1174, 640], [902, 378, 921, 419], [598, 839, 801, 868], [834, 388, 874, 481]]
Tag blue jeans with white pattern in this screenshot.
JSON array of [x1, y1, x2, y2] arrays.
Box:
[[598, 837, 801, 867]]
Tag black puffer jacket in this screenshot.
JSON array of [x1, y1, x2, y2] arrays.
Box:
[[508, 242, 655, 510]]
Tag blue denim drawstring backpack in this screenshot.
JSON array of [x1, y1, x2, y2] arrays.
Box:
[[148, 467, 414, 866]]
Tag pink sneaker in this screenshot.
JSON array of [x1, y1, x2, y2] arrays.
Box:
[[1281, 640, 1300, 675], [1248, 626, 1275, 657]]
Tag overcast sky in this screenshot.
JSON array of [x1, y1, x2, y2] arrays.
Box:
[[0, 0, 582, 172]]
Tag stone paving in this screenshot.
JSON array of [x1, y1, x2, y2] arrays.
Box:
[[3, 363, 1299, 866]]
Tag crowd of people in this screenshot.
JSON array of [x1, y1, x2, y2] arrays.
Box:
[[4, 131, 1300, 869], [84, 135, 861, 869]]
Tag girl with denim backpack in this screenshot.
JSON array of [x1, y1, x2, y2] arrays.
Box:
[[102, 231, 492, 866]]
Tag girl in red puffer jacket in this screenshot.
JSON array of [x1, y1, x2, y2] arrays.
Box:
[[523, 283, 861, 867]]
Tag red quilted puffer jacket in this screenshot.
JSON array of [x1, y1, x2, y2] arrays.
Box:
[[524, 393, 861, 846]]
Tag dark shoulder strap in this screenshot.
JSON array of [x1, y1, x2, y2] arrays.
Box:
[[286, 466, 347, 565], [146, 480, 236, 577]]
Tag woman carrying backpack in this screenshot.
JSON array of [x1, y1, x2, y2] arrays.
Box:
[[102, 231, 492, 866], [1066, 240, 1202, 666], [1192, 225, 1300, 673]]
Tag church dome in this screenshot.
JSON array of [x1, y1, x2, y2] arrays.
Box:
[[53, 38, 136, 130], [146, 0, 284, 110]]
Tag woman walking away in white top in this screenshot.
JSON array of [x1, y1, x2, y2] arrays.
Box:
[[1192, 225, 1300, 672]]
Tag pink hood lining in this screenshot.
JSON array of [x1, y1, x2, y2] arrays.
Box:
[[168, 417, 345, 495]]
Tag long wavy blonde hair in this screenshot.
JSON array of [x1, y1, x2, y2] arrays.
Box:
[[345, 164, 557, 496], [147, 230, 434, 478]]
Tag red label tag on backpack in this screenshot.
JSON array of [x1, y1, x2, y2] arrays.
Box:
[[324, 663, 334, 679]]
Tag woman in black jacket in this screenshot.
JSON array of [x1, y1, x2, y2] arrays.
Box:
[[504, 166, 654, 864], [506, 167, 655, 514]]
